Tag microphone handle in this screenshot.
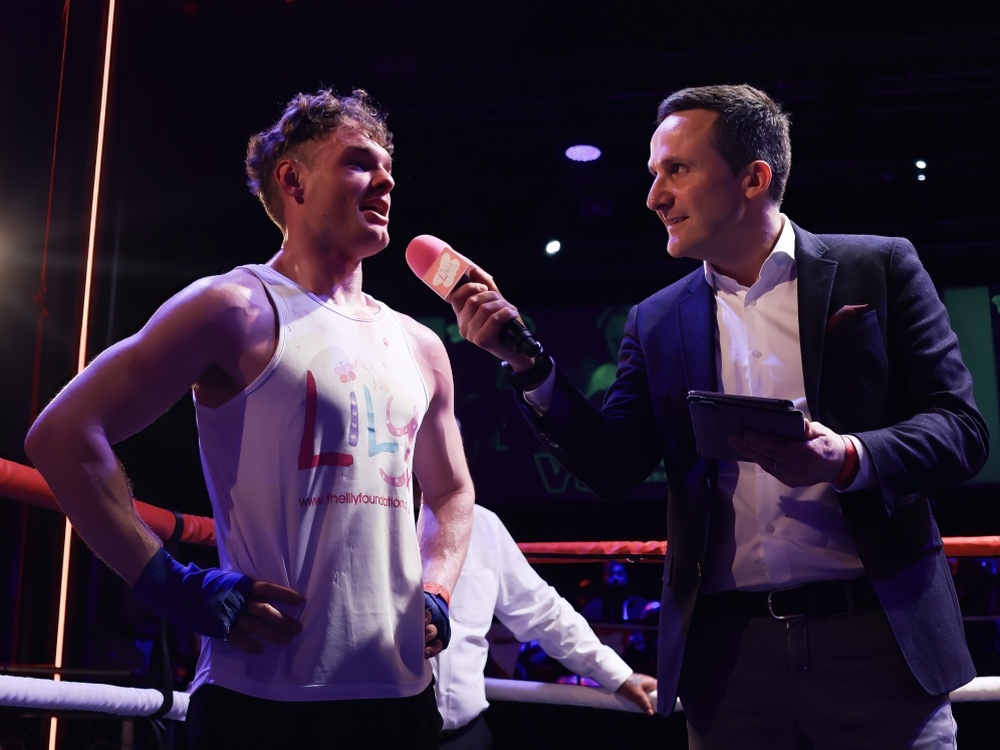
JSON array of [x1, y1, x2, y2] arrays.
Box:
[[501, 319, 543, 358], [452, 274, 543, 358]]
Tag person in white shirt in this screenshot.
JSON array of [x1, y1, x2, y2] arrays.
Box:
[[446, 84, 988, 749], [433, 504, 656, 748]]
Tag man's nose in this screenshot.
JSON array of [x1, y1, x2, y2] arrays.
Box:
[[646, 180, 670, 212], [375, 168, 395, 192]]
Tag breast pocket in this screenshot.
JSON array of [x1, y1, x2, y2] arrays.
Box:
[[822, 310, 888, 431]]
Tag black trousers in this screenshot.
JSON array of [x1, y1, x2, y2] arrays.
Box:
[[440, 711, 493, 750], [680, 604, 955, 750], [186, 681, 442, 749]]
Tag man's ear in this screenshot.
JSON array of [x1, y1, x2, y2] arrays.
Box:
[[275, 159, 305, 203], [742, 160, 773, 201]]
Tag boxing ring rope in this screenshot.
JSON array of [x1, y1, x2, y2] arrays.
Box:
[[516, 537, 1000, 562], [3, 456, 1000, 730], [0, 459, 216, 546], [0, 673, 640, 720], [0, 675, 188, 722], [3, 672, 1000, 725], [5, 457, 995, 565]]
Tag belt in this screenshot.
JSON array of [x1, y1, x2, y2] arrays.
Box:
[[697, 577, 878, 620]]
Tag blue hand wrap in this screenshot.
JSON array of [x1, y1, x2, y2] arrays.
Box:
[[424, 591, 451, 650], [132, 547, 252, 641]]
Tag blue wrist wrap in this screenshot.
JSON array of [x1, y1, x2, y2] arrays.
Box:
[[132, 547, 252, 641], [424, 591, 451, 650]]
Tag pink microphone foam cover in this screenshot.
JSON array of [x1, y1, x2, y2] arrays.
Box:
[[405, 235, 476, 301]]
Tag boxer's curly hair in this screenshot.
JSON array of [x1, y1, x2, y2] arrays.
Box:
[[246, 88, 393, 230]]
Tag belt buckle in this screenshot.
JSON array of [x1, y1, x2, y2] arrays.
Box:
[[767, 586, 804, 620]]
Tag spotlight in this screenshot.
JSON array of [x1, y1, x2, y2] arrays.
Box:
[[565, 145, 601, 162], [545, 240, 561, 255]]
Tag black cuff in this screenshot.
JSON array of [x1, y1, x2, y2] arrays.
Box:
[[502, 352, 553, 392]]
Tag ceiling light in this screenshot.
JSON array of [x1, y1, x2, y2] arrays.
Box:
[[565, 145, 601, 162]]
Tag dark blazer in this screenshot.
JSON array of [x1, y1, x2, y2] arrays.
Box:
[[514, 223, 989, 715]]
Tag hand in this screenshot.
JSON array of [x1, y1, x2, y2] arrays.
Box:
[[423, 591, 451, 659], [132, 548, 305, 651], [225, 581, 305, 655], [449, 269, 534, 369], [727, 418, 847, 487], [615, 672, 657, 715], [423, 607, 444, 659]]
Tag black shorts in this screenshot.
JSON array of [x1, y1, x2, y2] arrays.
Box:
[[186, 680, 442, 749]]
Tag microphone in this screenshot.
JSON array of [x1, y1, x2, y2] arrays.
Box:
[[405, 235, 543, 358]]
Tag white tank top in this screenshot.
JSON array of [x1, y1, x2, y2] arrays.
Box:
[[189, 264, 431, 702]]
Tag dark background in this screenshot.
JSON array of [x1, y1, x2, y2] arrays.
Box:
[[1, 1, 998, 746]]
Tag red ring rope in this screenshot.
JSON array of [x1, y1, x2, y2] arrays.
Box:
[[2, 457, 995, 558]]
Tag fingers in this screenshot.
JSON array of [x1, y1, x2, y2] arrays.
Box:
[[466, 265, 497, 289], [633, 675, 656, 714], [630, 690, 654, 714], [449, 285, 525, 359], [226, 581, 305, 654], [456, 290, 518, 333], [728, 422, 847, 486], [423, 608, 444, 659], [616, 674, 656, 715], [448, 281, 490, 311], [249, 580, 306, 607]]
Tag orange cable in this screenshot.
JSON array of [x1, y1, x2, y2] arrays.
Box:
[[50, 2, 117, 746]]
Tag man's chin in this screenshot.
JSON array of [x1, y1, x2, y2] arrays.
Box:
[[665, 240, 688, 260], [365, 228, 390, 253]]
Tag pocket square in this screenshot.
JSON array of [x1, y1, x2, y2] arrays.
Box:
[[827, 304, 870, 331]]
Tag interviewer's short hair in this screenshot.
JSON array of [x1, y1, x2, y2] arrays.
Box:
[[657, 84, 791, 206]]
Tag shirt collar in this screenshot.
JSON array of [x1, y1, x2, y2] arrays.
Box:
[[704, 214, 794, 291]]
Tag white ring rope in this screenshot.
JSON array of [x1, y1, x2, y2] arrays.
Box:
[[1, 675, 998, 723], [486, 677, 668, 713], [485, 676, 1000, 711], [0, 675, 188, 721], [948, 676, 1000, 702]]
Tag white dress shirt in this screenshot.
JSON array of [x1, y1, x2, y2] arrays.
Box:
[[524, 216, 869, 595], [432, 505, 634, 731], [701, 216, 864, 593]]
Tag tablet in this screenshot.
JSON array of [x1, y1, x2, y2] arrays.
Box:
[[687, 390, 806, 460]]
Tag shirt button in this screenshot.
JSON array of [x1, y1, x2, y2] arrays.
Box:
[[764, 523, 776, 534], [752, 350, 762, 358]]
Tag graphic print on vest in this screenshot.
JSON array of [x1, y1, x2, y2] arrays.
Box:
[[296, 344, 420, 512]]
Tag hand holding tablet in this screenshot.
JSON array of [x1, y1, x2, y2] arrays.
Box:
[[687, 390, 806, 461]]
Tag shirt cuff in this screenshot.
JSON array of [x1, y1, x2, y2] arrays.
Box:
[[835, 434, 875, 492], [522, 365, 556, 416]]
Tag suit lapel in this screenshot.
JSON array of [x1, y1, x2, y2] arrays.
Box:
[[793, 224, 837, 418], [678, 271, 716, 392]]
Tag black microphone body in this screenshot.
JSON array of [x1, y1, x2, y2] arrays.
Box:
[[501, 319, 544, 358]]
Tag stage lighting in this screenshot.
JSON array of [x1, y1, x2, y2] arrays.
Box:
[[565, 145, 601, 162]]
